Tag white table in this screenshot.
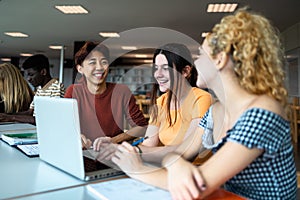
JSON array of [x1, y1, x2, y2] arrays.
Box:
[[0, 141, 84, 199], [14, 186, 96, 200]]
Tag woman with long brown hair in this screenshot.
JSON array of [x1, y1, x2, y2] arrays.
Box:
[[0, 63, 34, 114]]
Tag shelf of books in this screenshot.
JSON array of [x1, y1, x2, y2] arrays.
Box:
[[107, 65, 153, 95]]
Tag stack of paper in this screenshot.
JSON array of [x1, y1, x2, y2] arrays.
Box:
[[0, 123, 38, 157], [87, 178, 171, 200]]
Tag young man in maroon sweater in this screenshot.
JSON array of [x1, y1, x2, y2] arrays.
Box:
[[64, 42, 148, 148]]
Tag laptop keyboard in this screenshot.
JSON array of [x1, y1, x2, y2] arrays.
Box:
[[17, 144, 39, 157], [83, 156, 111, 172]]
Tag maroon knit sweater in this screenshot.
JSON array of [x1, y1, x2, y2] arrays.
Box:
[[64, 80, 148, 141]]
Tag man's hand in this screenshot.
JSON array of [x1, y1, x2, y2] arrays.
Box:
[[81, 134, 92, 150]]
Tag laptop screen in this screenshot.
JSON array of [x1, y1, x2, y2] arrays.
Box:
[[34, 97, 124, 181], [35, 97, 87, 180]]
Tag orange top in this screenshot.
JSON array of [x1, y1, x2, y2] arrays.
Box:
[[149, 87, 211, 145]]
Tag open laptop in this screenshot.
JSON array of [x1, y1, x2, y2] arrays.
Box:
[[34, 96, 124, 181]]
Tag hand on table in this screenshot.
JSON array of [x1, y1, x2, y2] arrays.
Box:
[[166, 156, 206, 200]]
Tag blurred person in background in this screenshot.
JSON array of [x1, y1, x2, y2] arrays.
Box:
[[0, 54, 64, 124], [0, 63, 34, 121]]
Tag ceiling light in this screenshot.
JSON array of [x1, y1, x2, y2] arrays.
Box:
[[20, 53, 33, 57], [207, 3, 238, 13], [121, 46, 137, 50], [143, 60, 153, 64], [1, 58, 11, 62], [55, 5, 88, 14], [49, 45, 63, 50], [285, 55, 298, 59], [4, 32, 29, 37], [135, 54, 148, 58], [99, 32, 120, 38]]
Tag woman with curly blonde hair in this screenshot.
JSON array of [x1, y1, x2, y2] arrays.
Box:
[[111, 8, 297, 200], [0, 63, 34, 114]]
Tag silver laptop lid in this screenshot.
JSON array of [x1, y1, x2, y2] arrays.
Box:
[[35, 97, 85, 180]]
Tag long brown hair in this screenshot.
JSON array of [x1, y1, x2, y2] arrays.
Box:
[[0, 63, 34, 113], [150, 43, 197, 126]]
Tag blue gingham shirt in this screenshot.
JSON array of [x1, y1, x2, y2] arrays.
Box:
[[200, 106, 297, 200]]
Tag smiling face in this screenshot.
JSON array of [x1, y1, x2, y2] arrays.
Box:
[[153, 54, 171, 92], [77, 50, 109, 90]]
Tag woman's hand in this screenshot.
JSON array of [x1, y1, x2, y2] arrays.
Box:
[[96, 143, 118, 161], [166, 156, 206, 200], [93, 137, 111, 151], [112, 142, 144, 174]]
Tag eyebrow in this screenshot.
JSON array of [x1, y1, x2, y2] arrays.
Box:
[[88, 57, 108, 61]]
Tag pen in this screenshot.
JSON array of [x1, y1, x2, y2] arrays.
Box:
[[131, 136, 148, 146]]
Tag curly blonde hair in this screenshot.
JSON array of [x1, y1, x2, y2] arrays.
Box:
[[0, 63, 34, 113], [207, 8, 288, 110]]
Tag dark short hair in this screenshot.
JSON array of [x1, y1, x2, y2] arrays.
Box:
[[74, 42, 110, 66], [22, 54, 50, 73]]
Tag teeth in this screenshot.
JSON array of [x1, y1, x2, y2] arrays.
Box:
[[159, 80, 167, 84]]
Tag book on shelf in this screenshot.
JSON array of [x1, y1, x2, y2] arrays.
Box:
[[1, 132, 38, 146]]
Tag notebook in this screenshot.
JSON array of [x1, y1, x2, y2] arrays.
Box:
[[0, 123, 36, 136], [34, 96, 124, 181]]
